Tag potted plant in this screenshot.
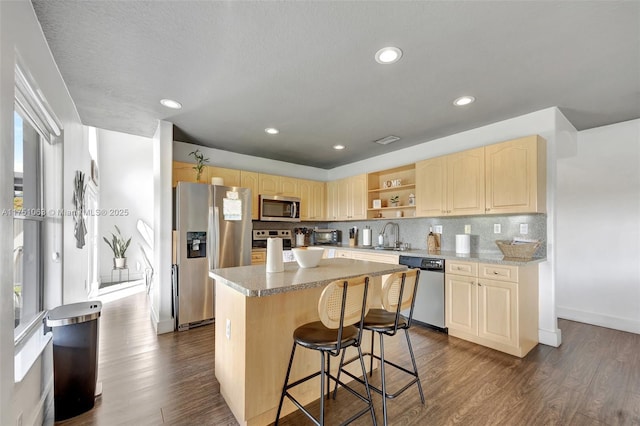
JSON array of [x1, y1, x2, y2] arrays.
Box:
[[390, 195, 400, 207], [188, 149, 209, 182], [103, 225, 131, 268]]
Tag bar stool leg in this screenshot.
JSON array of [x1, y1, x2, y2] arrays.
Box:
[[319, 351, 326, 425], [379, 332, 388, 426], [356, 345, 378, 426], [326, 355, 331, 400], [275, 342, 297, 425], [369, 329, 375, 377], [405, 329, 425, 404]]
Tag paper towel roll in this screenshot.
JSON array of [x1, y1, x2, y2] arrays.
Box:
[[456, 234, 470, 254], [266, 237, 284, 273], [211, 177, 224, 185]]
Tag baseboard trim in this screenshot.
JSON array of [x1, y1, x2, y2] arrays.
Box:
[[538, 327, 562, 347], [557, 306, 640, 335], [148, 302, 174, 335]]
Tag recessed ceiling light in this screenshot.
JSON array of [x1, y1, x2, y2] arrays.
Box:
[[453, 96, 475, 106], [160, 98, 182, 109], [265, 127, 279, 135], [375, 47, 403, 64], [333, 144, 346, 150]]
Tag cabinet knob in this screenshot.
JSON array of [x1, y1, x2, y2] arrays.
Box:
[[478, 282, 482, 286]]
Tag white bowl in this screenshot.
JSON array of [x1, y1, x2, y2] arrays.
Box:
[[292, 247, 325, 268]]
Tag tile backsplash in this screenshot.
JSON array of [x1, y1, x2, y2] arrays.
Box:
[[253, 214, 547, 257]]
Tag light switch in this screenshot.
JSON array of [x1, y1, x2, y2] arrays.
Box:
[[520, 223, 529, 234], [464, 225, 471, 234]]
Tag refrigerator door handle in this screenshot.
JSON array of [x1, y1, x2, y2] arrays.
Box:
[[209, 206, 221, 270]]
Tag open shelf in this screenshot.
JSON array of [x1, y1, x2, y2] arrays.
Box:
[[368, 183, 415, 194]]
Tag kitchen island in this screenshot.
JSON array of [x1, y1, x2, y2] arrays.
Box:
[[210, 258, 406, 426]]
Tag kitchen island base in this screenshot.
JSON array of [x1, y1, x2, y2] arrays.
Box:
[[212, 259, 406, 426]]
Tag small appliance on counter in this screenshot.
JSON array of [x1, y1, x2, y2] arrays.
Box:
[[311, 228, 340, 246]]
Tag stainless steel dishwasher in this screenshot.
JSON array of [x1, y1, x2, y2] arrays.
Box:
[[399, 255, 447, 332]]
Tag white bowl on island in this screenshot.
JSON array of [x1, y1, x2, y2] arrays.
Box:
[[292, 247, 325, 268]]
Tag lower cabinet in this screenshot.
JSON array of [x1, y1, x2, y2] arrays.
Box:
[[445, 260, 539, 357], [251, 249, 266, 265]]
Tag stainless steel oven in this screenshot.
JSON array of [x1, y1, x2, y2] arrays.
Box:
[[259, 195, 300, 222]]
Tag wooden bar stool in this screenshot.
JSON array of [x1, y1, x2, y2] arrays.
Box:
[[335, 269, 424, 426], [275, 275, 377, 426]]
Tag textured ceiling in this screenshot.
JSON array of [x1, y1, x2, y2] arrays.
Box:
[[32, 1, 640, 169]]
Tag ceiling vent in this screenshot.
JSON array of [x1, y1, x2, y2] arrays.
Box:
[[373, 135, 400, 145]]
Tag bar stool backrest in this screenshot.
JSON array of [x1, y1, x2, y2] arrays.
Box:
[[318, 275, 370, 329], [381, 269, 420, 313]]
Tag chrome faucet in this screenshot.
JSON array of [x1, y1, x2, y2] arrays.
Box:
[[380, 222, 400, 249]]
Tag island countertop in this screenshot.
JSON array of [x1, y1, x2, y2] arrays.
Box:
[[210, 258, 407, 297]]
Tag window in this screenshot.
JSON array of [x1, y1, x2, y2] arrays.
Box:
[[13, 109, 44, 334]]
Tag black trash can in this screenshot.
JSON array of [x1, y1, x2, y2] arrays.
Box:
[[46, 301, 102, 421]]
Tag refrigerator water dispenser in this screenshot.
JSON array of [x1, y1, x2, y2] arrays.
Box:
[[186, 231, 207, 258]]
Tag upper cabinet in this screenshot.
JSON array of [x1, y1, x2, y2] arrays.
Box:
[[485, 135, 546, 214], [258, 173, 299, 197], [298, 179, 325, 221], [328, 174, 366, 221], [415, 147, 485, 217], [415, 136, 546, 217], [240, 171, 260, 220], [208, 166, 241, 187]]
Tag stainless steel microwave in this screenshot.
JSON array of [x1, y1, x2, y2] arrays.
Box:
[[259, 195, 301, 222]]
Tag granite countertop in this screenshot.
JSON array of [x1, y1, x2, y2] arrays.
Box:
[[320, 245, 546, 266], [210, 258, 406, 297]]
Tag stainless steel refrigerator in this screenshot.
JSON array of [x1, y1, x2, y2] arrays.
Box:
[[174, 182, 252, 330]]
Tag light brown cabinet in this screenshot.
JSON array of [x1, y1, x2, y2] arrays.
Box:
[[258, 174, 298, 197], [485, 135, 546, 214], [445, 260, 539, 357], [298, 179, 325, 221], [415, 147, 485, 217], [329, 174, 366, 221], [240, 171, 260, 220], [172, 161, 202, 186]]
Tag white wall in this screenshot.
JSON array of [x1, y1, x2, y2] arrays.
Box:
[[0, 1, 85, 425], [97, 128, 153, 283], [152, 121, 174, 334], [557, 119, 640, 333]]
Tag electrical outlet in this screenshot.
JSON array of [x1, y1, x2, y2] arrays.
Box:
[[434, 225, 443, 234], [494, 224, 501, 233], [226, 319, 231, 340], [520, 223, 529, 234], [464, 224, 471, 234]]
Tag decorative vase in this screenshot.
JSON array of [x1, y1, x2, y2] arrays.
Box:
[[114, 257, 126, 268]]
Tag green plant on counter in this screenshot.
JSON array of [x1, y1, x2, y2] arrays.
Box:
[[390, 195, 400, 206], [103, 225, 131, 259], [188, 149, 209, 181]]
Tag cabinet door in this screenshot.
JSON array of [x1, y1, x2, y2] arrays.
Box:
[[172, 161, 199, 186], [310, 181, 325, 221], [207, 166, 241, 187], [349, 174, 367, 220], [326, 181, 338, 220], [241, 171, 260, 220], [477, 278, 518, 348], [485, 135, 546, 214], [415, 156, 446, 217], [447, 147, 485, 216], [445, 274, 477, 336], [258, 173, 280, 196], [337, 178, 351, 220], [298, 179, 312, 220], [279, 176, 298, 197]]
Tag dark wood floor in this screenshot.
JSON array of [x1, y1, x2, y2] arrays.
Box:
[[57, 289, 640, 426]]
